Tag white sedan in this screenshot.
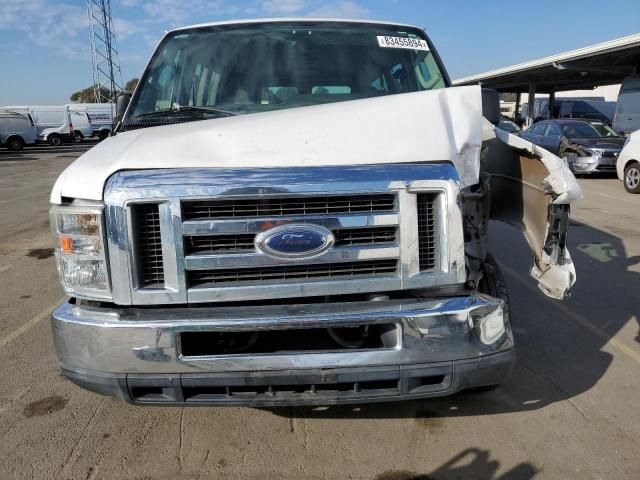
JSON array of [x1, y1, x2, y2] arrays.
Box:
[[617, 130, 640, 193]]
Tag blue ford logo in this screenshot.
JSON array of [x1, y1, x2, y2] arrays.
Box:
[[256, 224, 334, 258]]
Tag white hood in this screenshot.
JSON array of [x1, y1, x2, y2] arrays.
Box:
[[51, 86, 483, 203]]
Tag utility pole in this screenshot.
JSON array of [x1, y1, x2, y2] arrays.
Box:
[[86, 0, 123, 103]]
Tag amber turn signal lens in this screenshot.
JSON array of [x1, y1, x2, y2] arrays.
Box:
[[60, 236, 73, 254]]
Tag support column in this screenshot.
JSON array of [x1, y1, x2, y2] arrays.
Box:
[[548, 88, 556, 119], [527, 81, 536, 126], [515, 92, 521, 119]]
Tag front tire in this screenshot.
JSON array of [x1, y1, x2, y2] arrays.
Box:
[[48, 134, 62, 147], [73, 131, 83, 143], [7, 136, 24, 151], [624, 162, 640, 194], [468, 253, 511, 394]]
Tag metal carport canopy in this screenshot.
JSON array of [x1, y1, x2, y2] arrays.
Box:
[[452, 33, 640, 93]]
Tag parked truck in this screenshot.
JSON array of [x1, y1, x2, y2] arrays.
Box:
[[49, 19, 581, 406]]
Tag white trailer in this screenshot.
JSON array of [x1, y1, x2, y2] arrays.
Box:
[[0, 110, 37, 150], [3, 106, 72, 146]]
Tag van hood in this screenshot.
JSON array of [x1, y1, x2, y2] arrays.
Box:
[[51, 86, 483, 203]]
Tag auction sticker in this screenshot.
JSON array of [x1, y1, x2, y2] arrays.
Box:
[[377, 36, 429, 51]]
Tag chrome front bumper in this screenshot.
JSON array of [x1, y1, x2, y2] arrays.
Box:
[[51, 294, 515, 406]]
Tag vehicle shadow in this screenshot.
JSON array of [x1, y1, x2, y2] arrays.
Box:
[[374, 448, 538, 480], [268, 218, 639, 420]]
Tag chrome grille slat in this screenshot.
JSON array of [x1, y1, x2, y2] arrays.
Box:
[[182, 194, 396, 220], [185, 227, 398, 255], [188, 260, 398, 287], [182, 213, 399, 236], [334, 227, 397, 246]]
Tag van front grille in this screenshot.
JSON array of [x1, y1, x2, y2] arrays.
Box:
[[188, 260, 398, 288]]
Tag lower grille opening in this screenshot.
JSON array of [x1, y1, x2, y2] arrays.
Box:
[[358, 380, 399, 391], [180, 379, 400, 402], [187, 259, 398, 287], [180, 324, 398, 357], [229, 385, 268, 395], [183, 386, 228, 399], [130, 386, 173, 401], [315, 382, 354, 392], [418, 375, 446, 386]]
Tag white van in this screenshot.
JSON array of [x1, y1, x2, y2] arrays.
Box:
[[67, 103, 114, 139], [0, 110, 37, 150], [68, 109, 93, 142], [4, 106, 72, 146], [614, 76, 640, 136]]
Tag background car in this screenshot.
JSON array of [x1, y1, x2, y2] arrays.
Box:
[[616, 129, 640, 193], [497, 116, 521, 135], [520, 119, 624, 174]]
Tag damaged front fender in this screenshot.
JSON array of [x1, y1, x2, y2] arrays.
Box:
[[481, 121, 582, 300]]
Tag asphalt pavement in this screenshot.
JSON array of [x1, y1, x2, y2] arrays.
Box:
[[0, 143, 638, 479]]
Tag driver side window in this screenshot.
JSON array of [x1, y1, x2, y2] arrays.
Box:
[[546, 123, 561, 138]]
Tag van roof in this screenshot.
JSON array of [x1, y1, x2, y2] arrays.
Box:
[[0, 110, 29, 118], [169, 17, 424, 34]]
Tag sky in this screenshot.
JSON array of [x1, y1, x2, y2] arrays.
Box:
[[0, 0, 639, 105]]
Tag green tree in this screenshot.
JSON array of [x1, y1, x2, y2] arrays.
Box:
[[124, 78, 139, 94], [69, 85, 110, 103]]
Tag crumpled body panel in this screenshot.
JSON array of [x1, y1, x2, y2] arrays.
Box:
[[483, 122, 582, 300]]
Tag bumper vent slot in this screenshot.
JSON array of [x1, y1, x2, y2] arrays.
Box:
[[131, 203, 164, 287], [188, 260, 398, 287], [416, 193, 437, 271], [182, 194, 396, 220]]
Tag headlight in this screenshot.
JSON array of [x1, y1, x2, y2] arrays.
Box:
[[578, 148, 595, 157], [50, 205, 111, 300]]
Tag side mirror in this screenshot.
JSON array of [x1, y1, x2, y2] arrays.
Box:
[[113, 93, 131, 131], [481, 88, 500, 126], [116, 93, 131, 117]]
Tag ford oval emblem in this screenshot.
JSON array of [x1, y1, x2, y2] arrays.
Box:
[[256, 224, 334, 259]]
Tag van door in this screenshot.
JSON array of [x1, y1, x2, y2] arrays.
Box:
[[481, 122, 582, 299]]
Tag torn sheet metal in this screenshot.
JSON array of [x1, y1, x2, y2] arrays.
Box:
[[483, 121, 582, 300]]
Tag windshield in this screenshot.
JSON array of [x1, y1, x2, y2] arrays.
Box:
[[587, 122, 618, 137], [561, 122, 606, 139], [124, 22, 446, 128]]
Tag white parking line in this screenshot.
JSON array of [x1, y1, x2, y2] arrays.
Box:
[[0, 299, 63, 349]]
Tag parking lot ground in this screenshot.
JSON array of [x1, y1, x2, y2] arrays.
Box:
[[0, 146, 639, 480]]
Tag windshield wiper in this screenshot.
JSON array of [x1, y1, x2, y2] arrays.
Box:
[[136, 105, 237, 120]]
